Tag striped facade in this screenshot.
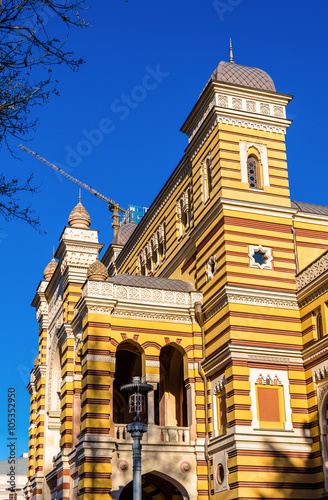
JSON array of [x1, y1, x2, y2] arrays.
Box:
[[25, 56, 328, 499]]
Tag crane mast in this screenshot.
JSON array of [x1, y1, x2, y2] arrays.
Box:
[[18, 144, 126, 235]]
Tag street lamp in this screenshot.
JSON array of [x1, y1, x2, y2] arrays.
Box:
[[120, 376, 153, 500]]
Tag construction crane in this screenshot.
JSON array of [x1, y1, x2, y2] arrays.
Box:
[[18, 144, 126, 235]]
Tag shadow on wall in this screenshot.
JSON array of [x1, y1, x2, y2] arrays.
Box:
[[241, 426, 326, 500]]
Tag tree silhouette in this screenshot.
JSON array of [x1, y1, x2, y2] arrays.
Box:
[[0, 0, 89, 229]]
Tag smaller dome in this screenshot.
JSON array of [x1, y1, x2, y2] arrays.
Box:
[[87, 260, 108, 281], [112, 222, 137, 246], [43, 258, 57, 281], [68, 201, 91, 229]]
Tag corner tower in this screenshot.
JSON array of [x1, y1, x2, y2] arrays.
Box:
[[181, 46, 293, 210], [114, 49, 316, 498]]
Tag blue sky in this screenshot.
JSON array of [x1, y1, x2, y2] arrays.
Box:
[[0, 0, 327, 459]]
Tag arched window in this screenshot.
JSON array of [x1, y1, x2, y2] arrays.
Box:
[[247, 155, 259, 188], [151, 240, 157, 269], [113, 341, 144, 425], [205, 158, 212, 200], [157, 231, 164, 261], [159, 345, 187, 427], [202, 155, 213, 202], [317, 311, 324, 339]]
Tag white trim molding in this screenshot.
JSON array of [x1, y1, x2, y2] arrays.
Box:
[[212, 374, 226, 439], [240, 141, 269, 187], [249, 244, 273, 270], [249, 368, 293, 431]]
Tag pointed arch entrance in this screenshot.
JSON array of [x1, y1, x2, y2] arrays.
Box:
[[119, 471, 189, 499]]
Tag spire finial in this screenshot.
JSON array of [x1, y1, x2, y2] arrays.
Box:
[[52, 246, 55, 259], [78, 188, 81, 203], [229, 38, 234, 63]]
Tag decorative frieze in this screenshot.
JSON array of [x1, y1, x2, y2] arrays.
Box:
[[260, 103, 270, 115], [189, 98, 216, 142], [204, 292, 298, 322], [296, 252, 328, 291], [60, 252, 97, 273], [63, 227, 99, 242], [227, 293, 298, 309], [274, 105, 284, 117], [214, 94, 287, 120], [213, 375, 226, 394], [217, 95, 228, 107], [216, 115, 286, 135], [112, 309, 193, 324], [256, 373, 283, 385], [248, 354, 290, 364], [299, 282, 328, 309], [145, 359, 160, 367], [313, 359, 328, 382], [83, 280, 202, 308], [246, 100, 256, 112], [190, 120, 218, 161], [232, 97, 243, 110], [48, 278, 63, 332]]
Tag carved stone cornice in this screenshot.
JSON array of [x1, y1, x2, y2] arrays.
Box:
[[82, 280, 202, 309], [77, 280, 202, 325], [27, 379, 36, 395], [111, 307, 194, 324], [296, 251, 328, 308], [302, 335, 328, 364], [34, 364, 47, 382], [296, 251, 328, 291], [203, 343, 302, 377], [56, 323, 74, 345], [190, 118, 218, 161], [298, 280, 328, 309], [216, 114, 286, 135], [203, 285, 298, 322]]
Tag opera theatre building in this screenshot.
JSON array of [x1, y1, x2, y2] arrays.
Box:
[[25, 52, 328, 499]]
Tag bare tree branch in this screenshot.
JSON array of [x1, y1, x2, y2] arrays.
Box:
[[0, 0, 89, 229]]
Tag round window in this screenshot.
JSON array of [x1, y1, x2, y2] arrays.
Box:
[[217, 463, 225, 485]]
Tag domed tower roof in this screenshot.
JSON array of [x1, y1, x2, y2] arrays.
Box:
[[212, 61, 276, 92], [68, 198, 91, 229], [87, 260, 108, 281], [211, 40, 276, 92], [112, 222, 137, 246], [43, 258, 57, 281]]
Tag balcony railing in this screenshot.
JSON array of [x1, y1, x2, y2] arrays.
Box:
[[115, 424, 133, 442], [159, 426, 189, 443], [114, 424, 190, 445]]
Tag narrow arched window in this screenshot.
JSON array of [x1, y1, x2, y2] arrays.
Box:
[[206, 158, 212, 199], [317, 312, 323, 339], [247, 155, 259, 189]]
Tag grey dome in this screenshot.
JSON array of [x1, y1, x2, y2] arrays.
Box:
[[212, 61, 276, 92], [112, 222, 137, 246]]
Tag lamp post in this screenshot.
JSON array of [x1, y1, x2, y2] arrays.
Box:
[[120, 376, 153, 500]]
